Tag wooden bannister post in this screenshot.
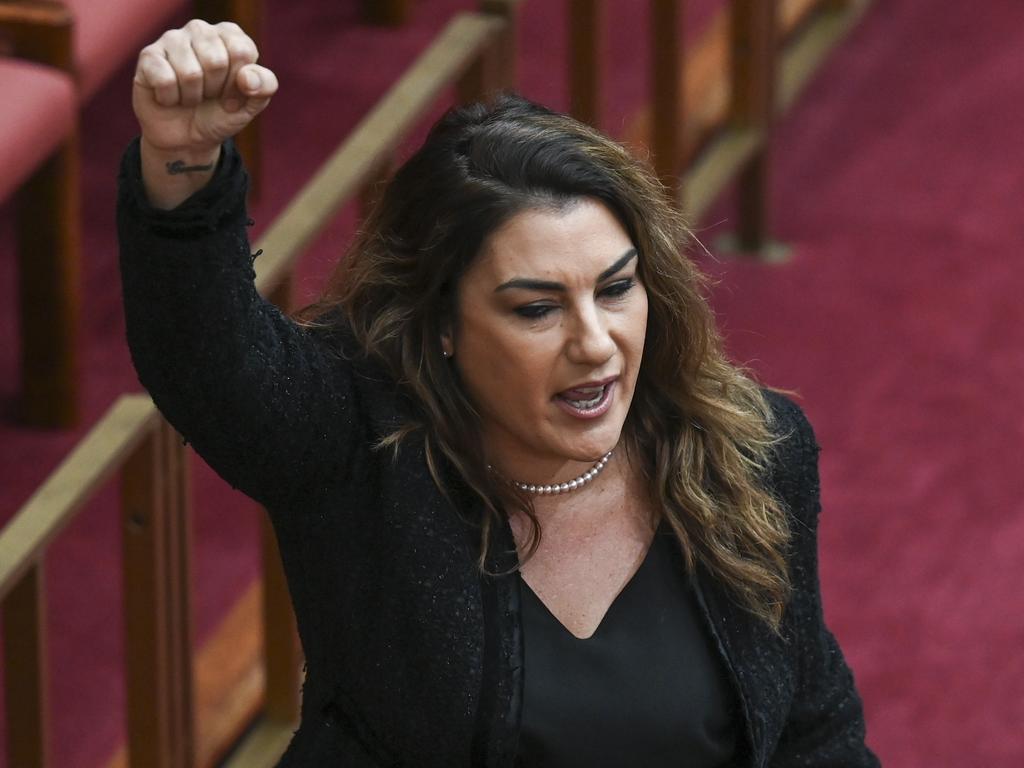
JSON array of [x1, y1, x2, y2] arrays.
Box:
[[569, 0, 603, 126], [361, 0, 412, 26], [5, 4, 80, 427], [651, 0, 683, 190], [2, 563, 50, 768], [730, 0, 778, 254], [121, 422, 194, 768], [480, 0, 521, 92]]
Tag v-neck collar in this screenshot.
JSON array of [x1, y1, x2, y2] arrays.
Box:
[[518, 528, 663, 641]]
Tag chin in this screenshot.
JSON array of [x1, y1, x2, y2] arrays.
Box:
[[561, 428, 624, 464]]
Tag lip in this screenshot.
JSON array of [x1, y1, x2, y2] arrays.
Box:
[[553, 379, 616, 420], [556, 374, 619, 394]]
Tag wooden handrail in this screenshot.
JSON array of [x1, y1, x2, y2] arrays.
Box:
[[253, 11, 507, 295], [680, 0, 872, 224], [0, 396, 158, 600], [609, 0, 873, 254], [0, 394, 174, 768]]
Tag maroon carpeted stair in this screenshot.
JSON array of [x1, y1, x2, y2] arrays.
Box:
[[1, 1, 1022, 765]]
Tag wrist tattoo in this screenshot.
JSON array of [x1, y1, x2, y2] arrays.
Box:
[[166, 159, 215, 175]]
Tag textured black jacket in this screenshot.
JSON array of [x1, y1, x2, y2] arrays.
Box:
[[118, 140, 880, 767]]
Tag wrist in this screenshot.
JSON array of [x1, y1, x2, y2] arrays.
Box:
[[140, 135, 221, 172], [139, 137, 222, 210]]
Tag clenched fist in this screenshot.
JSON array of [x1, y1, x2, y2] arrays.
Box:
[[133, 20, 278, 208]]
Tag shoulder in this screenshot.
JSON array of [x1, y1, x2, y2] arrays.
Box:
[[763, 389, 818, 451], [761, 389, 822, 527]]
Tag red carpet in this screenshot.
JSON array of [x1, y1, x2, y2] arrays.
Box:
[[2, 0, 1023, 765]]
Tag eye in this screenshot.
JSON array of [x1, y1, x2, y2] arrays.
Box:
[[599, 277, 636, 299], [514, 303, 557, 320]]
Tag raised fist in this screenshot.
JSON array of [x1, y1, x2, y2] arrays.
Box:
[[133, 19, 278, 153]]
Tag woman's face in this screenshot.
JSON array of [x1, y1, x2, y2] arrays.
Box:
[[445, 198, 648, 484]]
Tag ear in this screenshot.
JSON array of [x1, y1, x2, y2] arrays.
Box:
[[440, 327, 454, 359]]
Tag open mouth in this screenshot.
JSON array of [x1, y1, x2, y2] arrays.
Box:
[[554, 379, 616, 417]]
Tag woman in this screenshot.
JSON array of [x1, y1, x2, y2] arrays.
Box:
[[121, 19, 880, 768]]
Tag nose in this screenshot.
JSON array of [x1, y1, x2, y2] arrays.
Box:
[[565, 302, 616, 366]]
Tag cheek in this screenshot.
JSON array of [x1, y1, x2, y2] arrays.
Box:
[[625, 290, 650, 358], [456, 319, 554, 411]]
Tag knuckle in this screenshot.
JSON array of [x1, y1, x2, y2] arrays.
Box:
[[149, 71, 175, 88], [200, 49, 229, 69], [179, 67, 203, 84], [226, 42, 254, 60], [222, 30, 257, 58]]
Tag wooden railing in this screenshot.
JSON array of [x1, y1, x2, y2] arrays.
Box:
[[578, 0, 874, 256], [0, 3, 518, 768], [1, 0, 877, 765]]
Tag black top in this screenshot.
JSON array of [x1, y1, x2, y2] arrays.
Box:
[[517, 522, 736, 767], [117, 138, 879, 767]]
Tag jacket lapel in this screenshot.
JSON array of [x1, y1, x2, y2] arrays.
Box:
[[693, 564, 797, 768]]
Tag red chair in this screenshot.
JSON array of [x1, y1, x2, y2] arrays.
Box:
[[61, 0, 265, 188], [0, 0, 262, 428], [1, 2, 79, 428]]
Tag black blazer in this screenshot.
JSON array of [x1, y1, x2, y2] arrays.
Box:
[[118, 139, 880, 768]]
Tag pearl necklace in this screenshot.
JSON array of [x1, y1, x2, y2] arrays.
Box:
[[496, 450, 614, 496]]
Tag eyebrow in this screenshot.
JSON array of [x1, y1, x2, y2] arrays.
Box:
[[494, 248, 638, 293]]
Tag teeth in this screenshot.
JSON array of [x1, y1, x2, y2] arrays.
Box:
[[564, 387, 604, 409]]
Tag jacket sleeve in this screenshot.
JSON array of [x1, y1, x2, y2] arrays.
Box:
[[117, 138, 366, 509], [767, 394, 881, 767]]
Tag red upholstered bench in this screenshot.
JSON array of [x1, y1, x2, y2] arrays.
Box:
[[63, 0, 266, 187], [1, 0, 262, 428], [0, 4, 80, 428], [66, 0, 264, 101], [0, 59, 75, 213], [67, 0, 266, 190]]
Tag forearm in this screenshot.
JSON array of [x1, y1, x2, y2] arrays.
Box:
[[140, 136, 221, 209], [118, 138, 361, 506]]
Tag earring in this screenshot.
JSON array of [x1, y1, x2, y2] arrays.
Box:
[[442, 350, 452, 359]]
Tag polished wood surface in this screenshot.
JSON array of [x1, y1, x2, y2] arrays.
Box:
[[0, 397, 158, 597], [361, 0, 412, 26], [568, 0, 603, 126], [731, 0, 777, 251], [121, 421, 194, 768], [650, 0, 683, 188], [2, 563, 50, 768]]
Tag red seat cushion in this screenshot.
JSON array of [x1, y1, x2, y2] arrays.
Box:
[[65, 0, 189, 100], [0, 58, 76, 203]]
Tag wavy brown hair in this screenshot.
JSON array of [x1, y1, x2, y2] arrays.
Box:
[[297, 95, 792, 630]]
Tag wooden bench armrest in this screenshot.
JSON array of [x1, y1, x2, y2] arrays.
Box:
[[0, 0, 71, 29], [0, 0, 73, 71]]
